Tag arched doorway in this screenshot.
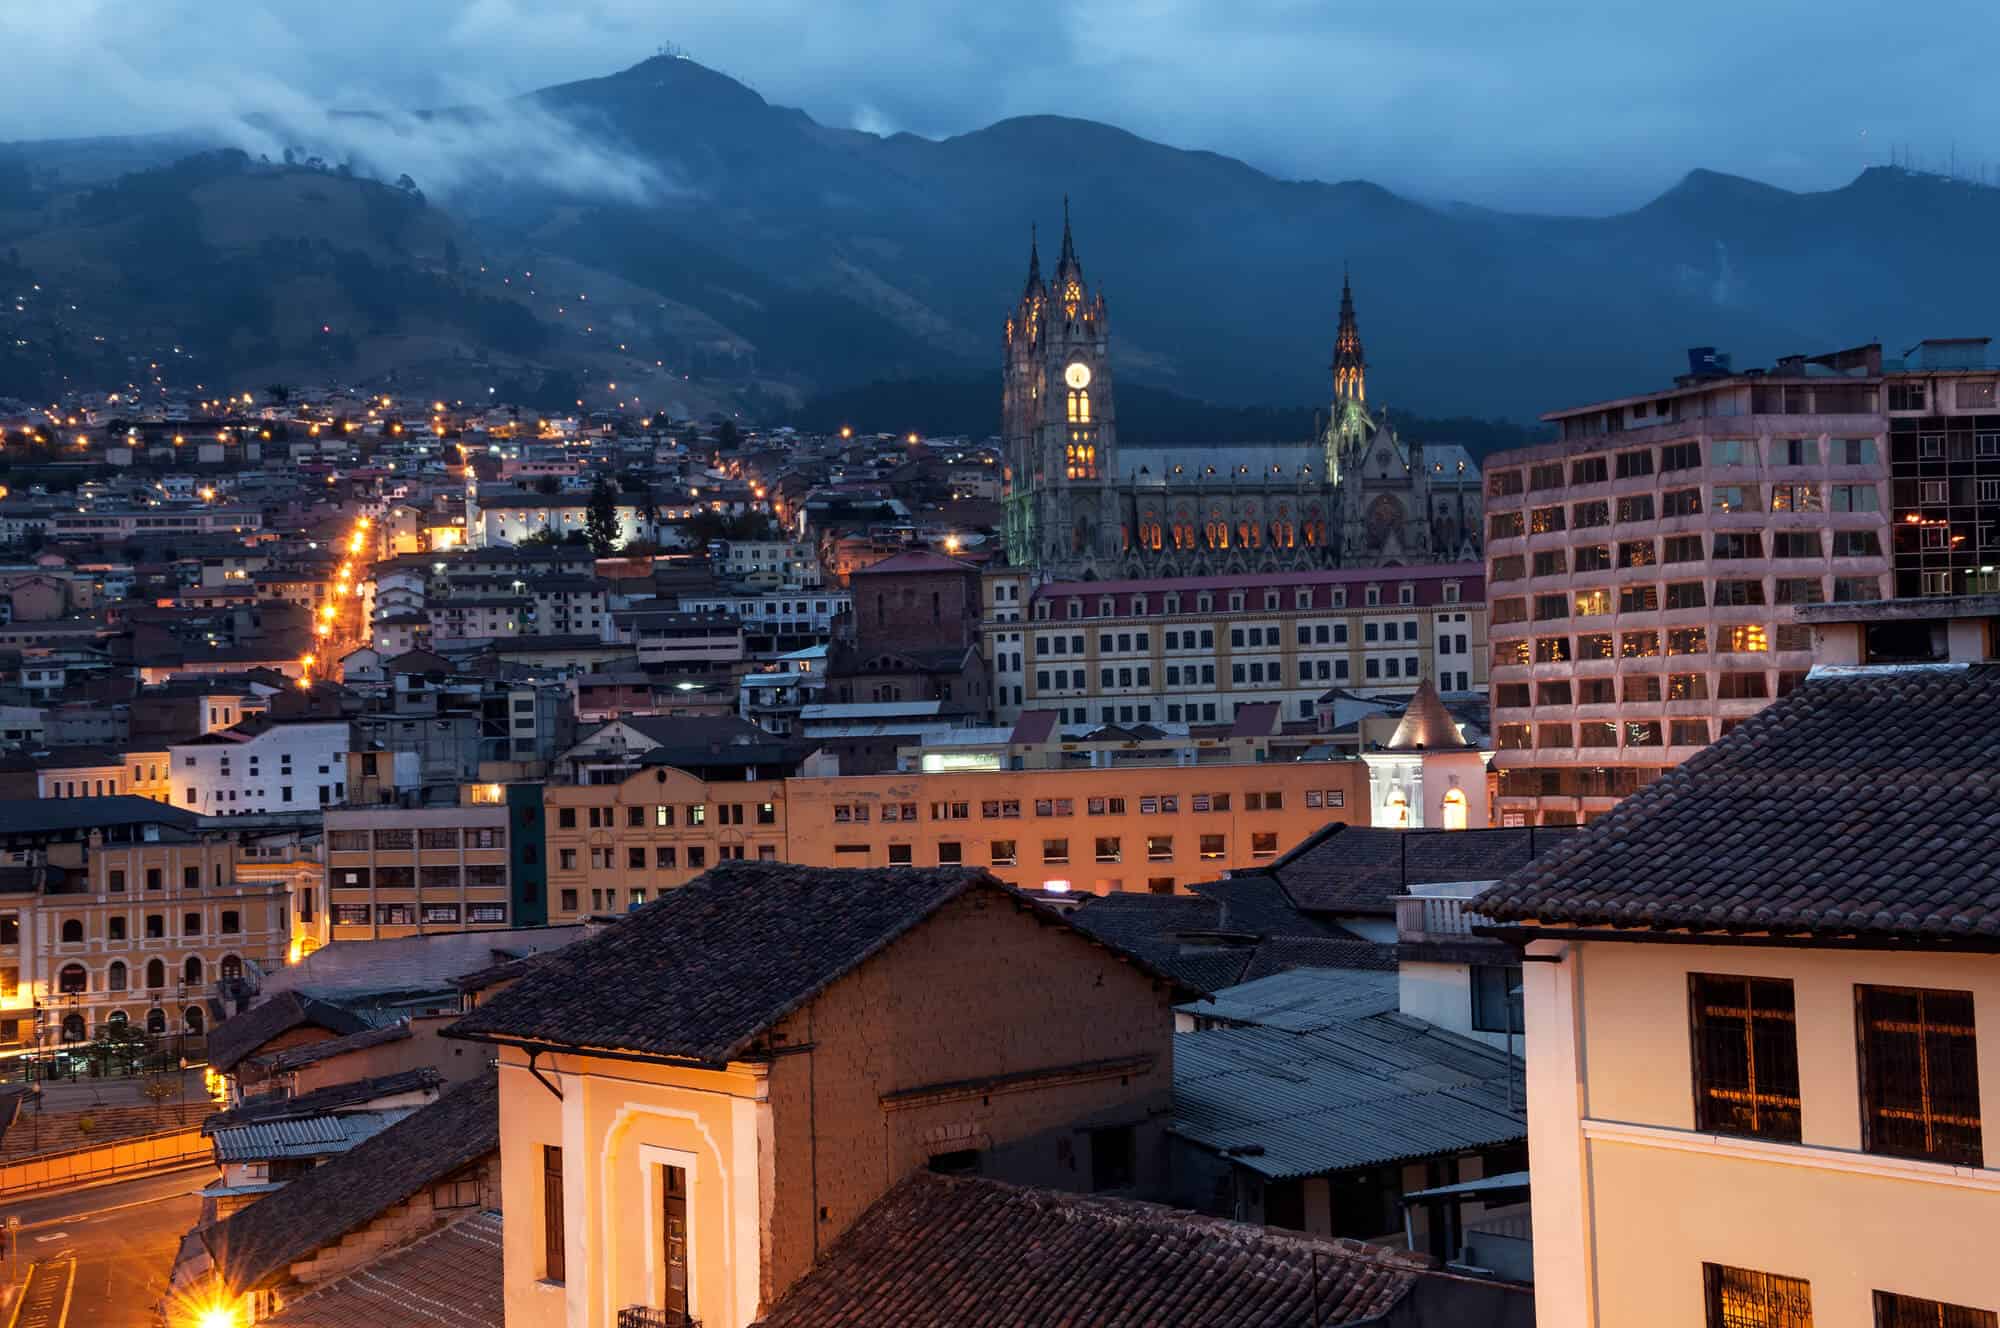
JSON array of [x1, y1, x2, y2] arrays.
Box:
[[60, 1013, 85, 1043], [1441, 788, 1469, 831], [184, 1007, 205, 1036], [146, 1008, 166, 1035]]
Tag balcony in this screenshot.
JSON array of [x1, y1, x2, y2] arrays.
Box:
[[1395, 894, 1483, 942], [618, 1310, 699, 1328]]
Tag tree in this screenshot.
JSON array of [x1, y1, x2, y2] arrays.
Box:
[[534, 474, 562, 496], [521, 529, 562, 548], [584, 476, 621, 556], [140, 1075, 175, 1123], [716, 419, 743, 450], [266, 383, 290, 404]]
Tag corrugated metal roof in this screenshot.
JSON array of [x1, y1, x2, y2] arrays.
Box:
[[1171, 1011, 1525, 1180], [210, 1109, 415, 1162], [1178, 967, 1398, 1032]]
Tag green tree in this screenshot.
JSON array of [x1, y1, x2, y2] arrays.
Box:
[[584, 476, 620, 556], [534, 474, 562, 496], [521, 528, 562, 548], [716, 419, 743, 450]]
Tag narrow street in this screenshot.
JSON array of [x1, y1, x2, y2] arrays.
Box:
[[3, 1168, 210, 1328]]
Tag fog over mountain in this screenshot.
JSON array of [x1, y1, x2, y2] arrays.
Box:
[[1, 51, 1995, 430]]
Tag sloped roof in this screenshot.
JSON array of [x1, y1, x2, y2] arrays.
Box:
[[203, 1068, 442, 1134], [1384, 678, 1471, 750], [1259, 823, 1580, 917], [208, 992, 372, 1073], [751, 1173, 1424, 1328], [261, 1210, 502, 1328], [211, 1071, 498, 1294], [848, 549, 977, 576], [209, 1110, 414, 1163], [1173, 1013, 1525, 1178], [252, 1021, 410, 1074], [1479, 664, 2000, 941], [1181, 966, 1400, 1032], [449, 863, 1179, 1064], [0, 796, 198, 837]]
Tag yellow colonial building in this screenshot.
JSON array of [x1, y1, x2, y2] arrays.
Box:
[[1480, 663, 2000, 1327]]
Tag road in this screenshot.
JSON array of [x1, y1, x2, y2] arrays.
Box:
[[2, 1168, 210, 1328]]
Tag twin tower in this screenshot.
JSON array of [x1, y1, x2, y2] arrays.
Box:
[[998, 208, 1430, 582]]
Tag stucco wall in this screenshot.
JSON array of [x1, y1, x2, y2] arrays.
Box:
[[1530, 938, 2000, 1327]]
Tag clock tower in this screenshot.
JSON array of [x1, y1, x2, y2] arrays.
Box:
[[1002, 202, 1118, 578]]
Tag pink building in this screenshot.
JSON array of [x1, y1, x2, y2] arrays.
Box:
[[1485, 346, 1893, 825]]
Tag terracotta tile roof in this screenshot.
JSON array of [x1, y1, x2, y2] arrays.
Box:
[[208, 992, 372, 1073], [751, 1173, 1426, 1327], [210, 1071, 498, 1295], [252, 1021, 411, 1074], [448, 863, 1181, 1063], [261, 1210, 502, 1328], [1479, 664, 2000, 940], [1260, 824, 1580, 917]]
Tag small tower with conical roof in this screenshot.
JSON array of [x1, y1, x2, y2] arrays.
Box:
[[1361, 678, 1494, 829]]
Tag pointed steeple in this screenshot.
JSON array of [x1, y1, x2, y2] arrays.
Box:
[[1332, 265, 1366, 405], [1055, 195, 1082, 282], [1022, 223, 1043, 295]]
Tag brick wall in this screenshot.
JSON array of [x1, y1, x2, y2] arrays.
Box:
[[761, 890, 1175, 1300]]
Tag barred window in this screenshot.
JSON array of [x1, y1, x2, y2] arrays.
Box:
[[1858, 985, 1983, 1167], [1705, 1264, 1811, 1327], [1874, 1291, 1998, 1327], [1690, 974, 1802, 1142]]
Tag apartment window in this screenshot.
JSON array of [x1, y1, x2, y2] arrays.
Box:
[[1574, 544, 1612, 573], [1668, 627, 1709, 655], [1834, 437, 1877, 465], [991, 840, 1017, 867], [1715, 580, 1765, 607], [1537, 680, 1572, 706], [1039, 838, 1070, 866], [1579, 721, 1617, 747], [1659, 441, 1701, 471], [1536, 724, 1571, 749], [1532, 550, 1567, 577], [1572, 499, 1610, 529], [560, 889, 578, 912], [1198, 834, 1225, 861], [1615, 448, 1654, 479], [1619, 585, 1659, 613], [1703, 1264, 1811, 1328], [888, 844, 913, 867], [1528, 462, 1565, 490], [1873, 1291, 1997, 1327], [1573, 588, 1611, 617], [1664, 581, 1706, 610], [1662, 488, 1703, 517], [1146, 836, 1173, 862], [1534, 636, 1571, 664], [1773, 531, 1823, 559], [1488, 469, 1523, 496], [1670, 719, 1710, 745], [938, 842, 963, 866], [627, 847, 646, 871], [558, 808, 576, 829], [1721, 624, 1769, 653], [1491, 555, 1525, 582], [1250, 832, 1277, 858], [1769, 483, 1823, 513], [542, 1146, 566, 1283], [1667, 672, 1708, 701], [1625, 720, 1663, 746], [1832, 484, 1880, 512], [1489, 512, 1525, 540], [1533, 594, 1569, 621], [1570, 455, 1608, 485], [1717, 672, 1769, 700], [1712, 484, 1761, 514], [1529, 505, 1565, 534], [557, 849, 576, 871], [1617, 540, 1656, 570], [1857, 985, 1983, 1167], [1617, 493, 1656, 523]]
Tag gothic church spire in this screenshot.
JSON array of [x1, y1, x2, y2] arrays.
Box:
[[1332, 267, 1366, 405]]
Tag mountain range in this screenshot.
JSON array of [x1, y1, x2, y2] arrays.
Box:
[[0, 54, 1993, 438]]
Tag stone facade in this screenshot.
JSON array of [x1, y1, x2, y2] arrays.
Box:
[[1002, 219, 1483, 581]]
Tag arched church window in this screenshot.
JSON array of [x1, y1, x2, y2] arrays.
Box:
[[1385, 789, 1410, 829], [1441, 788, 1469, 831], [1063, 280, 1082, 319], [1066, 389, 1091, 424]]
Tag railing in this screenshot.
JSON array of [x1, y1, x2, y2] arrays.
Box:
[[0, 1125, 210, 1196], [617, 1309, 700, 1328], [1396, 895, 1483, 942]]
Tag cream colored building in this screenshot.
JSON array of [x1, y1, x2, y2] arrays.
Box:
[[1479, 663, 1999, 1326], [449, 862, 1179, 1328]]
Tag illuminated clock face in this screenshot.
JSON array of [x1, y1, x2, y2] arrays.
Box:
[[1064, 362, 1092, 390]]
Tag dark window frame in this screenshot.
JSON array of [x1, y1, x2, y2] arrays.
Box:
[[1689, 973, 1803, 1143], [1856, 984, 1983, 1167]]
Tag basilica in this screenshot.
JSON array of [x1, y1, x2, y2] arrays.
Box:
[[1000, 214, 1484, 580]]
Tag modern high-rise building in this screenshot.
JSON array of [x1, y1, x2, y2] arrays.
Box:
[[1485, 345, 1894, 826], [1883, 337, 2000, 599]]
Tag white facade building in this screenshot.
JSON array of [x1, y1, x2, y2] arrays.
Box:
[[169, 718, 350, 815]]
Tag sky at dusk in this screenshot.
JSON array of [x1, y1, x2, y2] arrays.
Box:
[[6, 0, 1995, 213]]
